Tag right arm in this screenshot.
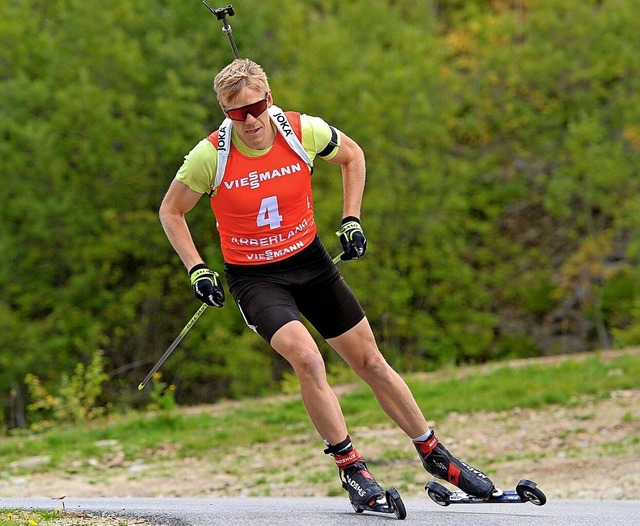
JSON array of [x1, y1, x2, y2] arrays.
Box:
[[159, 178, 206, 271]]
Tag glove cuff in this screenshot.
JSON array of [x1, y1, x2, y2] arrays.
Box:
[[188, 263, 208, 276], [341, 216, 360, 225]]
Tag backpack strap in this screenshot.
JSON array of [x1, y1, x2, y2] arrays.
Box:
[[268, 105, 312, 167], [213, 118, 233, 193]]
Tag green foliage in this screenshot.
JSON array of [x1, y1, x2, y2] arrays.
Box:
[[1, 0, 639, 422], [147, 372, 177, 411], [24, 351, 108, 429]]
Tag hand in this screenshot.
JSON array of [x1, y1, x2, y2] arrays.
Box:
[[336, 216, 367, 260], [189, 264, 225, 307]]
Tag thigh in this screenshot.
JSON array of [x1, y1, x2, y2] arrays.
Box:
[[226, 271, 300, 344], [295, 271, 365, 339], [327, 316, 380, 369]]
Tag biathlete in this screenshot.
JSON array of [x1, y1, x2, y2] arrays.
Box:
[[159, 58, 495, 507]]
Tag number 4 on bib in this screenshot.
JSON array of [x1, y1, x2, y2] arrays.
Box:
[[257, 196, 283, 229]]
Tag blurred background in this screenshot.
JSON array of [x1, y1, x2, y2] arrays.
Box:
[[1, 0, 639, 430]]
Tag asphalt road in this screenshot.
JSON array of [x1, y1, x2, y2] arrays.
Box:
[[1, 497, 639, 525]]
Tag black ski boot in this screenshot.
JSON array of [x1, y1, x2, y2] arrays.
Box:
[[340, 459, 386, 507], [413, 430, 495, 498], [325, 437, 386, 507]]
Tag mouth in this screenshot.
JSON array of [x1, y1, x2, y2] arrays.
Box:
[[245, 127, 261, 136]]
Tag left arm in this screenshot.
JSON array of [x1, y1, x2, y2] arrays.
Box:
[[325, 131, 368, 260], [326, 131, 366, 220]]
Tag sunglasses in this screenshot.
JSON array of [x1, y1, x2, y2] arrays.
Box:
[[223, 94, 269, 121]]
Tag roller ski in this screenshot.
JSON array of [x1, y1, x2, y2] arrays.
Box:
[[413, 431, 546, 507], [339, 460, 406, 519], [426, 479, 547, 507], [326, 437, 407, 520], [413, 430, 496, 499]]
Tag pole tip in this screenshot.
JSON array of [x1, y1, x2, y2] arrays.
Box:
[[138, 383, 145, 391]]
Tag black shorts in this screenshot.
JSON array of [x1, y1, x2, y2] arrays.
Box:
[[224, 236, 365, 343]]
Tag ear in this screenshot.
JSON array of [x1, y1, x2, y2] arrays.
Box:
[[267, 91, 273, 107]]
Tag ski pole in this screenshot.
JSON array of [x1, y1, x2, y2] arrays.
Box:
[[138, 303, 209, 391], [203, 2, 241, 59]]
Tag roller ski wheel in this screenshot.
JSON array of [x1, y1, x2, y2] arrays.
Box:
[[425, 479, 547, 507], [516, 479, 547, 506], [426, 481, 453, 506], [350, 487, 407, 520]]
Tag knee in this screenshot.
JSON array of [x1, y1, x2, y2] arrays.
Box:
[[352, 350, 393, 382], [286, 345, 327, 382], [272, 324, 326, 379]]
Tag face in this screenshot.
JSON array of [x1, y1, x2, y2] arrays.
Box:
[[221, 87, 275, 150]]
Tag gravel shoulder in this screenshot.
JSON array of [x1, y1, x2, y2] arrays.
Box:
[[3, 392, 638, 502]]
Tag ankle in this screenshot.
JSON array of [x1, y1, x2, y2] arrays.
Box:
[[411, 428, 433, 443], [324, 435, 362, 469], [335, 449, 362, 470], [413, 430, 439, 457]]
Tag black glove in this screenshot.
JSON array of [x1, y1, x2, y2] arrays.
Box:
[[336, 216, 367, 260], [189, 263, 225, 307]]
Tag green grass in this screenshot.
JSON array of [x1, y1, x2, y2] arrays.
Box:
[[0, 509, 130, 526], [1, 351, 639, 475], [341, 351, 640, 426], [0, 509, 80, 526]]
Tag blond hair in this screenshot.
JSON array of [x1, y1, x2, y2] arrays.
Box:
[[213, 58, 270, 105]]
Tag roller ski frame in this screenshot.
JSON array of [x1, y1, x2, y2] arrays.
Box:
[[350, 487, 407, 520], [426, 479, 547, 507]]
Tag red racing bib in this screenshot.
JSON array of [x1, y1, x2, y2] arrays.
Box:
[[207, 112, 317, 264]]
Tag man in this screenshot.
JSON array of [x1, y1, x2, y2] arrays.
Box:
[[159, 58, 495, 507]]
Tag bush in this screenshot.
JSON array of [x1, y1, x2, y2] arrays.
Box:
[[25, 350, 108, 429]]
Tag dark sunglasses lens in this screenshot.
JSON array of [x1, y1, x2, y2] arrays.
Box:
[[227, 99, 267, 121]]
